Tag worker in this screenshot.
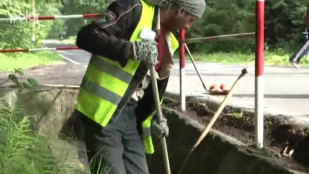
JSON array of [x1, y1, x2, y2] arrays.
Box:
[[75, 0, 206, 173]]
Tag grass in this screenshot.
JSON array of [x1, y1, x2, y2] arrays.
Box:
[[191, 52, 255, 64], [0, 51, 64, 71], [187, 51, 309, 67], [0, 101, 84, 174], [0, 98, 111, 174], [59, 36, 77, 45]]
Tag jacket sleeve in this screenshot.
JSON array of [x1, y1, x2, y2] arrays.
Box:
[[76, 0, 142, 67], [135, 77, 169, 133]]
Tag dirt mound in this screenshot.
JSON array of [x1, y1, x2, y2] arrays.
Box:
[[163, 96, 309, 173]]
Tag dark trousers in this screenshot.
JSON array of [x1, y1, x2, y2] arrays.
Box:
[[81, 103, 149, 174], [290, 39, 309, 63]]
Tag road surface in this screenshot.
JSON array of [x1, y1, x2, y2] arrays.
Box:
[[44, 41, 309, 122]]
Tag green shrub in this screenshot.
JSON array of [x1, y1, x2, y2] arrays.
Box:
[[0, 0, 60, 49], [0, 102, 82, 174]]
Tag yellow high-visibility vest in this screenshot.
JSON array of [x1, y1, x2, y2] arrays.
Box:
[[76, 0, 179, 154]]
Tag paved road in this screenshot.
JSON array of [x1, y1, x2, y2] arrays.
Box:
[[45, 41, 309, 122], [169, 62, 309, 121]]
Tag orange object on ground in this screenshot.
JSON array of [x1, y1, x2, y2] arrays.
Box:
[[209, 83, 230, 95], [220, 83, 226, 90], [210, 84, 218, 90]]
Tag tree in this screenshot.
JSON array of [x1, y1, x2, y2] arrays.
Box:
[[265, 0, 307, 48], [187, 0, 256, 53], [60, 0, 113, 37], [187, 0, 308, 53], [0, 0, 60, 48]]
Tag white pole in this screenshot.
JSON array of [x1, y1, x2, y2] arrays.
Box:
[[29, 48, 57, 52], [55, 15, 84, 19], [31, 0, 36, 42], [255, 0, 265, 149], [180, 29, 186, 111]]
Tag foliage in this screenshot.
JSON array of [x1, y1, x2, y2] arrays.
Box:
[[192, 0, 255, 37], [60, 0, 114, 37], [59, 36, 77, 44], [233, 111, 244, 119], [8, 68, 39, 89], [2, 0, 309, 57], [265, 0, 308, 52], [49, 19, 67, 39], [0, 0, 60, 48], [0, 0, 115, 41], [0, 51, 63, 71], [47, 2, 66, 39], [189, 0, 308, 53], [0, 102, 82, 174], [188, 0, 256, 52]]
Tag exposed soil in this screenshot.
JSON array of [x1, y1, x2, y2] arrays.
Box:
[[163, 96, 309, 173]]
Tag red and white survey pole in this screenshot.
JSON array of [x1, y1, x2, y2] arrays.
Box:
[[180, 29, 186, 111], [255, 0, 265, 149], [0, 13, 99, 22]]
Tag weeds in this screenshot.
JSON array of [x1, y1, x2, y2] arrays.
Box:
[[233, 111, 244, 119], [0, 102, 83, 174]]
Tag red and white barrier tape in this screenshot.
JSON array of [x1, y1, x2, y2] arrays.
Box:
[[0, 13, 99, 22], [0, 46, 80, 53]]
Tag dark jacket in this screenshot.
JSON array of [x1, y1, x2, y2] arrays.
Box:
[[76, 0, 169, 132]]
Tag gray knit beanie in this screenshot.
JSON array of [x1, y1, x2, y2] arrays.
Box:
[[144, 0, 206, 18], [172, 0, 206, 18]]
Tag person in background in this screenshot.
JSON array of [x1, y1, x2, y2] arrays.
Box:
[[289, 29, 309, 68]]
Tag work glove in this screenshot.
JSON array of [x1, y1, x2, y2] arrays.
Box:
[[151, 119, 169, 138], [131, 39, 158, 65]]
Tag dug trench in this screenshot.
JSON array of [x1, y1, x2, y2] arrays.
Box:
[[157, 95, 309, 173], [1, 87, 308, 173]]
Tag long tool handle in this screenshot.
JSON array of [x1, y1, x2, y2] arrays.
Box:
[[151, 7, 171, 174], [185, 32, 255, 43], [177, 68, 248, 174], [194, 68, 247, 147], [150, 66, 171, 174], [185, 44, 209, 91]]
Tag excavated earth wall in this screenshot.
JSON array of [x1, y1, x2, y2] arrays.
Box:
[[148, 108, 294, 174]]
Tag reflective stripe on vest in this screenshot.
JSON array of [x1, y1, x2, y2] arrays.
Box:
[[76, 0, 155, 127], [142, 115, 154, 154]]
